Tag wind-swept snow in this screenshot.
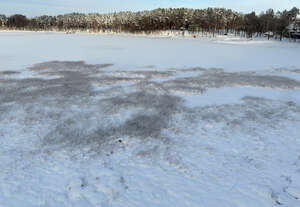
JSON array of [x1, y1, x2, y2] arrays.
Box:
[[1, 32, 300, 207]]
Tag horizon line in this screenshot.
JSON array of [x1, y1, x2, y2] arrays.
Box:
[[1, 6, 299, 18]]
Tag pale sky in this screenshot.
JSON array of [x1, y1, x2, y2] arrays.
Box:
[[0, 0, 299, 17]]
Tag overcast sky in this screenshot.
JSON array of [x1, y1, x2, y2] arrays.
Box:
[[0, 0, 299, 17]]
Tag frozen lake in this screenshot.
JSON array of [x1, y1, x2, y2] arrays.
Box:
[[1, 31, 300, 72], [1, 32, 300, 207]]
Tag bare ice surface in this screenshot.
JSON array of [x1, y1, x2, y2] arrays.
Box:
[[1, 32, 300, 207]]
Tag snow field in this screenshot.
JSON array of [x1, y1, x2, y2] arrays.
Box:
[[1, 32, 300, 207]]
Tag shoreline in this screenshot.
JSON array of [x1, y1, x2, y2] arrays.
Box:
[[1, 29, 297, 43]]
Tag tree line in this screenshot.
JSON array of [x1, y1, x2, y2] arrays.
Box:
[[0, 7, 299, 39]]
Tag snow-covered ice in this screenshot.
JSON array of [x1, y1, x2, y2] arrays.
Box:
[[1, 32, 300, 207], [1, 31, 300, 72]]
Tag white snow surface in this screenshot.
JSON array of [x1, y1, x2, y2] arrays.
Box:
[[1, 31, 300, 72], [1, 32, 300, 207]]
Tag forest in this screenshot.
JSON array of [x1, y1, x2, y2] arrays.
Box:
[[0, 7, 299, 39]]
